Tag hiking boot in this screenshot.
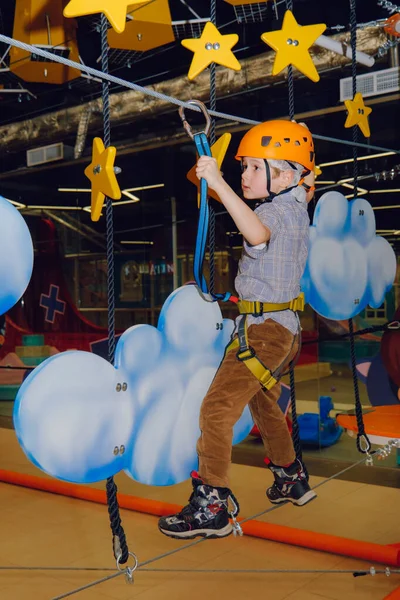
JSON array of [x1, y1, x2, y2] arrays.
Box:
[[266, 459, 316, 507], [158, 472, 238, 540]]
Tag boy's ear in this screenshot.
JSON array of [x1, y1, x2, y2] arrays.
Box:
[[281, 170, 294, 187]]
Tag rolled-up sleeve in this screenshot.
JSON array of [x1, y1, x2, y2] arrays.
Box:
[[243, 204, 282, 257]]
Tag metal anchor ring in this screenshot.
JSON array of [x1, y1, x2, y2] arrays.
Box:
[[178, 99, 211, 140]]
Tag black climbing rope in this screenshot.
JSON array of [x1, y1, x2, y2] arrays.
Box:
[[286, 0, 295, 122], [208, 0, 217, 296], [284, 0, 303, 465], [348, 0, 371, 455], [100, 13, 130, 565]]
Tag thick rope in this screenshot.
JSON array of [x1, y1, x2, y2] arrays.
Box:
[[283, 0, 302, 464], [100, 14, 130, 566], [285, 2, 295, 119], [350, 0, 359, 197], [302, 320, 399, 345], [288, 359, 307, 471], [208, 0, 217, 296], [348, 319, 371, 454], [348, 0, 371, 455]]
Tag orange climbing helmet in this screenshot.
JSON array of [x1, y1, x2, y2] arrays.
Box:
[[235, 120, 315, 172]]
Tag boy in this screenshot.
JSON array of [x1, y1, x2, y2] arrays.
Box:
[[159, 120, 316, 540]]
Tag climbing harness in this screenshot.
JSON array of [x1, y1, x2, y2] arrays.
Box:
[[226, 295, 304, 391], [237, 294, 305, 316]]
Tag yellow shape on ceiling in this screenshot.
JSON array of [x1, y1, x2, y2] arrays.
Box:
[[314, 165, 322, 178], [261, 10, 326, 83], [10, 0, 80, 84], [108, 0, 174, 52], [181, 21, 241, 80], [186, 133, 232, 205], [64, 0, 150, 34], [84, 138, 122, 222], [344, 92, 372, 138]]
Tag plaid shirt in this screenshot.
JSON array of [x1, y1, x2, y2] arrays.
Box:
[[234, 190, 310, 335]]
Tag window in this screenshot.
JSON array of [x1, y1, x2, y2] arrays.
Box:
[[365, 302, 387, 320]]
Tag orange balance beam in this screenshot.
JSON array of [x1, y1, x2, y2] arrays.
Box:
[[384, 588, 400, 599], [1, 469, 399, 567]]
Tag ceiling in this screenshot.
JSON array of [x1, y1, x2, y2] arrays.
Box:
[[0, 0, 399, 254]]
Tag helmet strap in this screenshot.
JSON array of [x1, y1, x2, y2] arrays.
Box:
[[265, 161, 312, 199], [264, 160, 275, 199], [264, 160, 297, 200]]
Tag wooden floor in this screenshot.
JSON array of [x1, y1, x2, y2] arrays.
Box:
[[1, 428, 400, 599]]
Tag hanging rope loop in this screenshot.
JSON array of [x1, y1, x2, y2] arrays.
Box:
[[357, 433, 372, 455]]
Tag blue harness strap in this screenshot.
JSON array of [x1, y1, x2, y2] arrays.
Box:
[[179, 100, 232, 303], [193, 132, 212, 295]]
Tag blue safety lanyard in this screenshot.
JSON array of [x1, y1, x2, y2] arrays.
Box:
[[193, 132, 231, 303]]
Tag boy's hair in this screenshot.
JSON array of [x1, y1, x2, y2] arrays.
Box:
[[269, 159, 307, 203]]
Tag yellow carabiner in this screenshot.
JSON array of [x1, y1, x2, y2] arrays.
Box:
[[178, 99, 211, 140]]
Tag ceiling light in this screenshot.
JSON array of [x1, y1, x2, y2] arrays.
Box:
[[394, 230, 400, 235], [123, 184, 164, 192], [337, 177, 355, 184], [315, 180, 336, 185], [372, 204, 400, 210], [120, 192, 140, 202], [340, 183, 369, 194], [120, 241, 154, 245], [319, 151, 396, 168], [4, 198, 26, 209], [368, 189, 400, 194], [82, 198, 140, 214], [59, 184, 164, 194], [23, 205, 83, 211], [58, 188, 91, 193]]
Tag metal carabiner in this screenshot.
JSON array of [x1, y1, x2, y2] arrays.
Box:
[[387, 320, 400, 330], [179, 99, 211, 141]]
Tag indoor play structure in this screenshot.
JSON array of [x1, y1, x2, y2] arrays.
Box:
[[0, 1, 400, 599]]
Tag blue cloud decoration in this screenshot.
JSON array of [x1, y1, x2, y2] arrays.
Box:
[[0, 196, 34, 315], [13, 285, 253, 486], [301, 191, 396, 320]]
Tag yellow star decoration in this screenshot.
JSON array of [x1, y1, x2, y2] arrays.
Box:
[[344, 92, 372, 138], [181, 22, 241, 81], [84, 138, 121, 222], [261, 10, 326, 83], [314, 165, 322, 178], [187, 133, 232, 205], [63, 0, 150, 34]]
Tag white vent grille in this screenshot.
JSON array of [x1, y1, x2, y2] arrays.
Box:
[[27, 143, 65, 167], [340, 67, 400, 101]]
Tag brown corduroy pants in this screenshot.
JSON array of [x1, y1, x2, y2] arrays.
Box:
[[196, 318, 299, 488]]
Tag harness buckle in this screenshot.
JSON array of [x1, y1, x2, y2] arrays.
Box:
[[237, 346, 256, 362], [289, 293, 305, 312], [178, 99, 211, 141], [260, 372, 278, 390], [252, 302, 264, 317]]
